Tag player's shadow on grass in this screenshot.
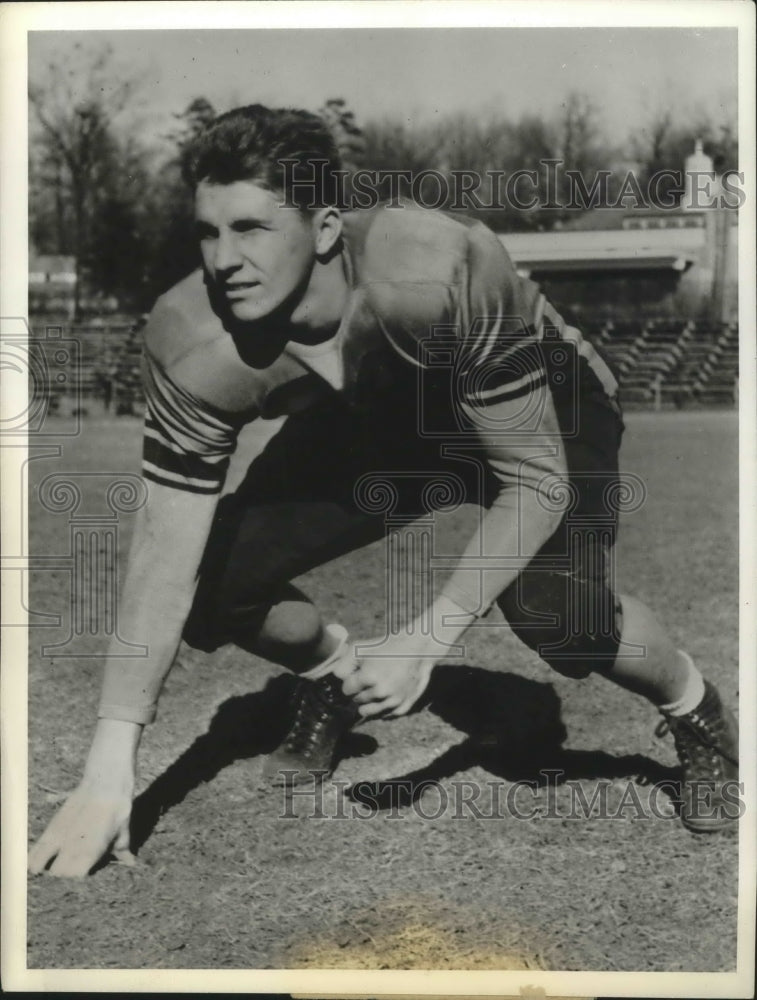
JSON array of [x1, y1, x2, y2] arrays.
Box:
[[128, 663, 679, 854], [347, 663, 679, 813], [128, 672, 378, 854]]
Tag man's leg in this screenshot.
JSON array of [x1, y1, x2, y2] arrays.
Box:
[[601, 593, 696, 704], [496, 554, 738, 832], [604, 593, 738, 833], [182, 400, 389, 780], [226, 582, 340, 673], [494, 389, 737, 831]]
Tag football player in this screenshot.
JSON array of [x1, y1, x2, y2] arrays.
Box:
[[29, 105, 738, 877]]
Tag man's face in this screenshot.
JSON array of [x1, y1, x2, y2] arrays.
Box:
[[195, 179, 316, 323]]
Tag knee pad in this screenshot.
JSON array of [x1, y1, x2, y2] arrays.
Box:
[[497, 570, 622, 679]]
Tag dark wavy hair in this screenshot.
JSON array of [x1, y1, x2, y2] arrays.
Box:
[[183, 104, 342, 211]]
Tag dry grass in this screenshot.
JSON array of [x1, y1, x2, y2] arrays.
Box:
[[27, 410, 739, 971]]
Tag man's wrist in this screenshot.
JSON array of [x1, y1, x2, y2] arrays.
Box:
[[410, 595, 478, 658], [83, 718, 142, 789]]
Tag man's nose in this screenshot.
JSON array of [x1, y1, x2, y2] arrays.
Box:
[[214, 231, 243, 273]]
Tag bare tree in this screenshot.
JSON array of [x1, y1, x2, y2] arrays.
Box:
[[137, 98, 219, 305], [319, 98, 365, 172], [167, 97, 218, 176], [555, 92, 601, 172], [29, 41, 143, 315], [630, 105, 738, 207]]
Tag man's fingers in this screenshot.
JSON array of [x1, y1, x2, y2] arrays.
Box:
[[351, 683, 392, 705], [387, 690, 423, 717], [47, 848, 98, 879], [47, 815, 111, 877], [341, 670, 372, 697], [358, 695, 400, 718], [330, 654, 358, 681], [111, 824, 135, 866], [28, 806, 72, 873], [28, 796, 132, 878], [28, 837, 59, 875], [48, 821, 126, 877], [112, 848, 138, 867], [44, 830, 131, 878]]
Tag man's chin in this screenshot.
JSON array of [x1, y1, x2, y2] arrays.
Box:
[[226, 298, 270, 323]]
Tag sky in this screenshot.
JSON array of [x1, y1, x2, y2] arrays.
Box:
[[28, 26, 738, 151]]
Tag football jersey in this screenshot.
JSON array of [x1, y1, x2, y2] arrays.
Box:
[[141, 203, 618, 499]]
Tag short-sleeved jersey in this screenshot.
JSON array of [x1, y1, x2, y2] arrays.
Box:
[[141, 203, 618, 496]]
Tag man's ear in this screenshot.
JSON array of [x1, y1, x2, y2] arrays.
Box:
[[312, 206, 343, 257]]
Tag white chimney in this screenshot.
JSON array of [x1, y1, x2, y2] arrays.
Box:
[[682, 139, 715, 211]]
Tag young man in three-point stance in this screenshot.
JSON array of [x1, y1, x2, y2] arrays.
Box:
[[29, 105, 738, 877]]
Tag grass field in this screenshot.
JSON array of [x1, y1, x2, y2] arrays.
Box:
[[27, 409, 739, 972]]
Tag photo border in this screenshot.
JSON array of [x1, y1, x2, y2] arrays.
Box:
[[2, 2, 755, 995]]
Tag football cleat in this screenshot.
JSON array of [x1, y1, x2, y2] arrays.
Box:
[[657, 680, 740, 832], [262, 672, 360, 788]]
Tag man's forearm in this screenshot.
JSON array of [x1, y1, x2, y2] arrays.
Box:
[[98, 572, 197, 725], [96, 483, 220, 725], [82, 717, 142, 788], [440, 485, 563, 617]]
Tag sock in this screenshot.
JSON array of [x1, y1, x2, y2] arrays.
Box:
[[658, 650, 706, 716], [300, 623, 351, 681]]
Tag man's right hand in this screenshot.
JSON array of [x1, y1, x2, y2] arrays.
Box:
[[27, 781, 135, 878], [28, 717, 141, 878]]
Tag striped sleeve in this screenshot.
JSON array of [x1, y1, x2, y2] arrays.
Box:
[[457, 336, 548, 410], [141, 351, 245, 495], [456, 223, 618, 411], [451, 224, 567, 499], [455, 222, 548, 412]]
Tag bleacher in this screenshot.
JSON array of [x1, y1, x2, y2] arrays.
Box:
[[30, 313, 739, 416], [595, 318, 739, 407], [31, 317, 146, 416]]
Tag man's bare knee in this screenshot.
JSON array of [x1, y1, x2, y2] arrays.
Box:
[[229, 590, 327, 670], [258, 599, 323, 649]]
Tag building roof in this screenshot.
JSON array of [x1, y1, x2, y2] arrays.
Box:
[[556, 207, 630, 231], [29, 256, 77, 286], [500, 225, 705, 275], [30, 255, 76, 272]]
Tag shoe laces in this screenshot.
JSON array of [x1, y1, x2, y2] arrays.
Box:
[[282, 678, 341, 757], [655, 706, 735, 774]]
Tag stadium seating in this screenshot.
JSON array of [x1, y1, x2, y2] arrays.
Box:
[[31, 317, 146, 416], [594, 317, 738, 407], [30, 313, 739, 415], [661, 321, 739, 407]]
